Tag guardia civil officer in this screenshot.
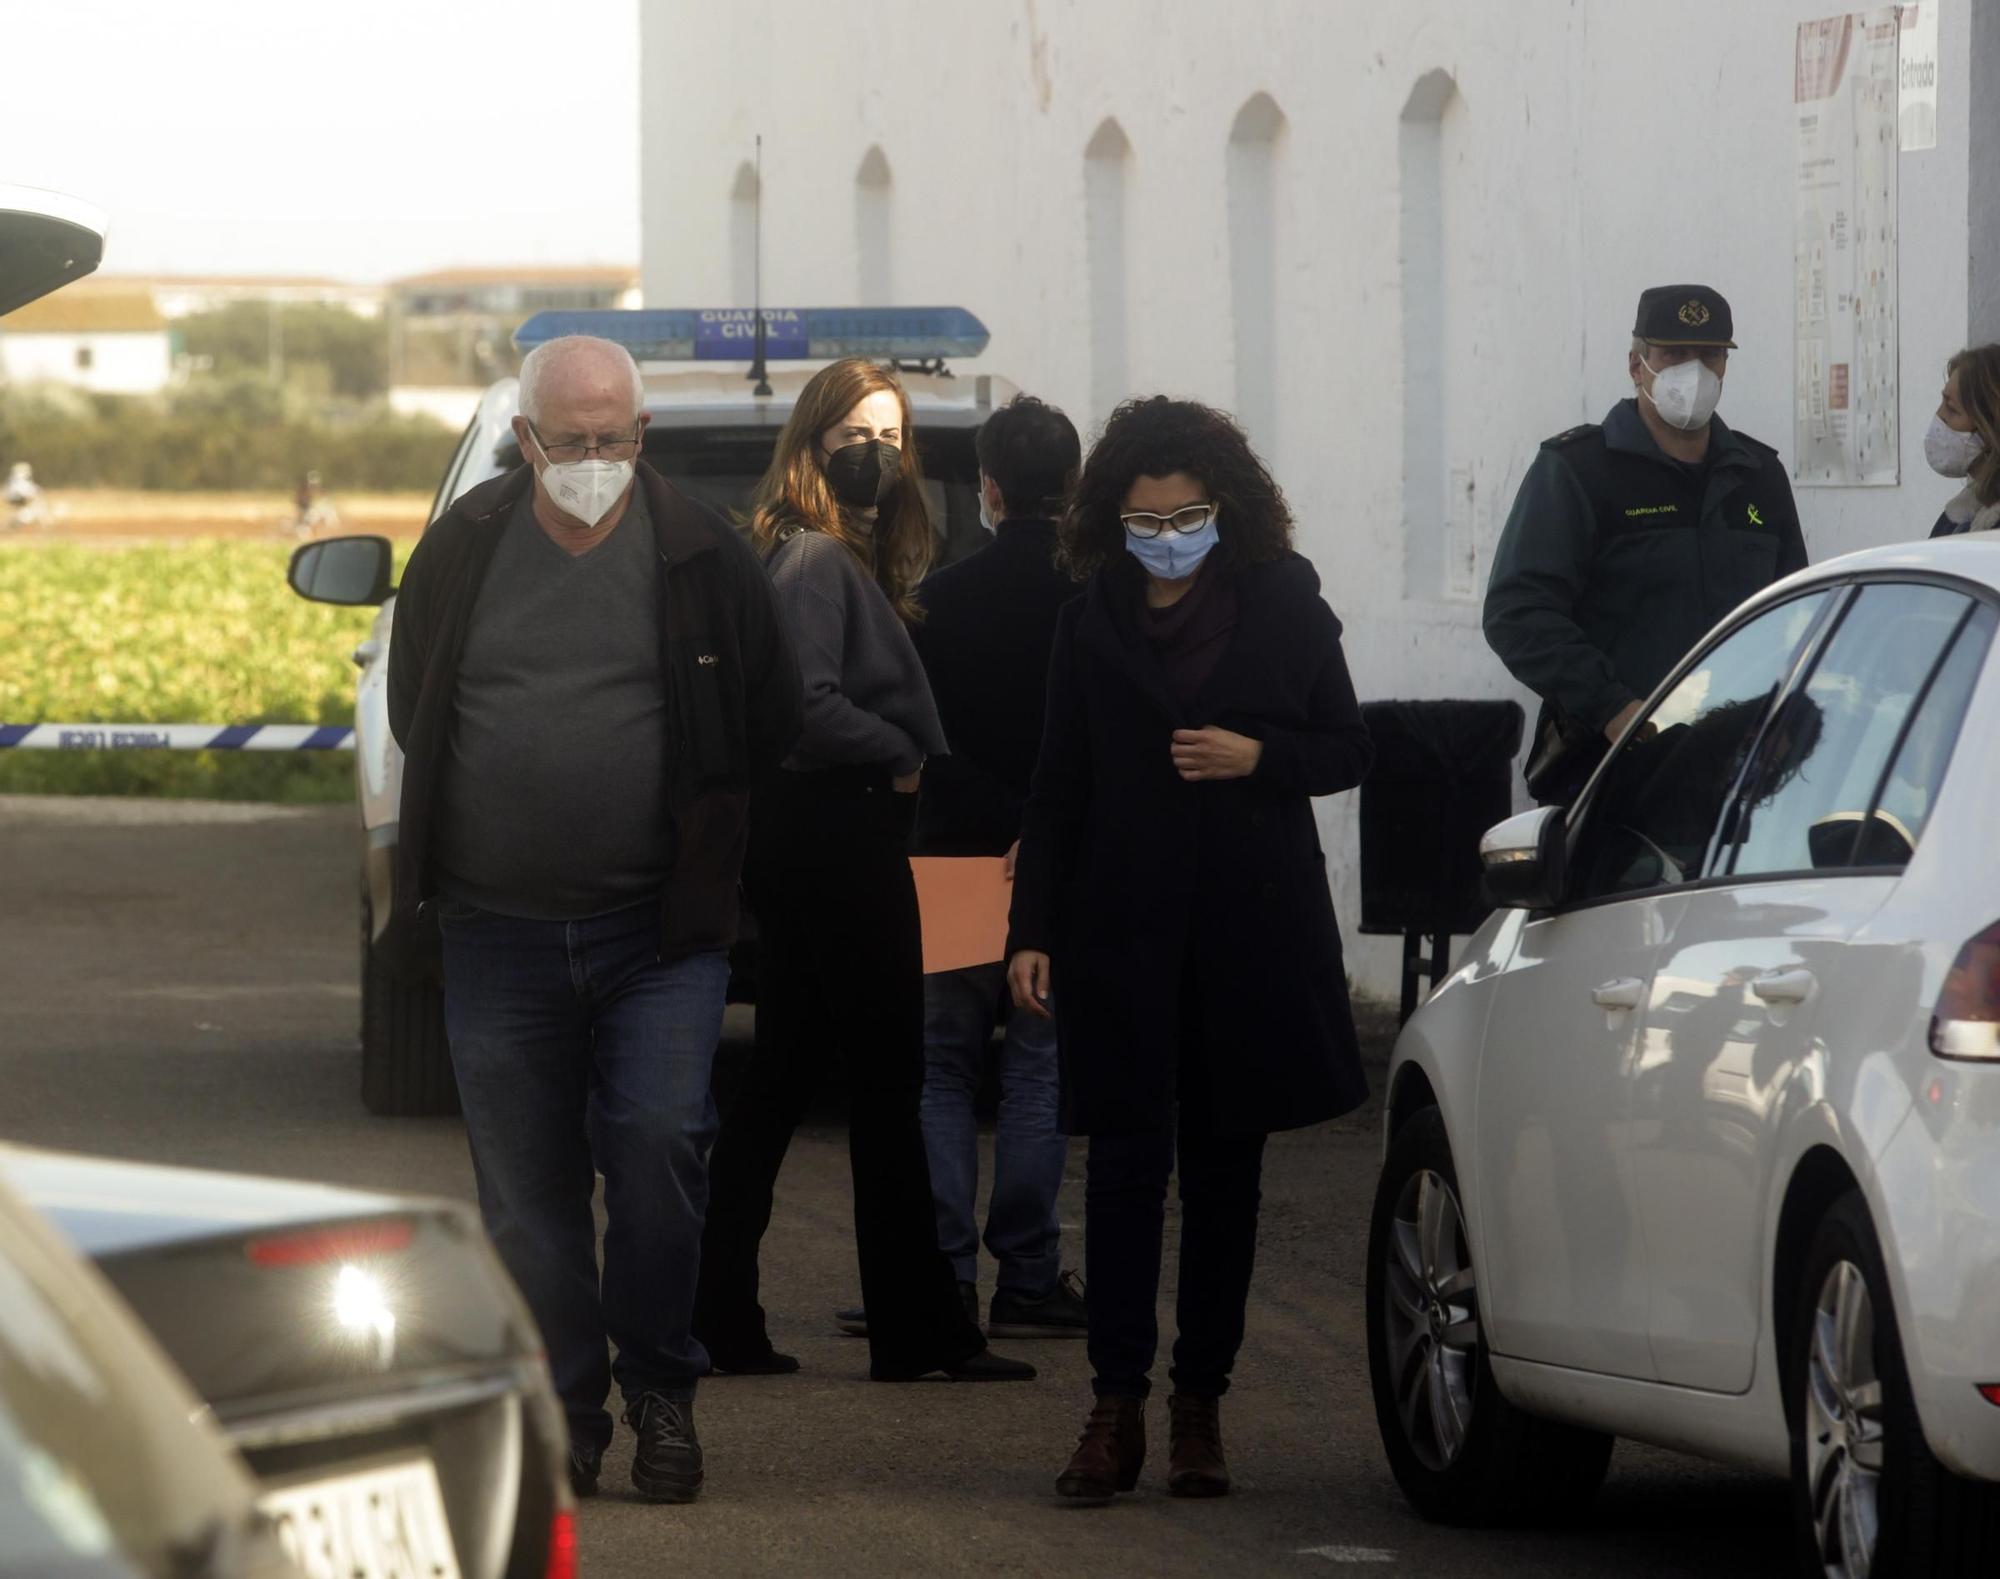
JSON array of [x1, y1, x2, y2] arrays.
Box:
[[1484, 285, 1808, 803]]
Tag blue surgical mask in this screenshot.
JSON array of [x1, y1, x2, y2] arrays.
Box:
[[1124, 515, 1220, 580]]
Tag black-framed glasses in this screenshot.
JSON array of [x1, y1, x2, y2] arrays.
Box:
[[529, 423, 643, 464], [1119, 503, 1217, 539]]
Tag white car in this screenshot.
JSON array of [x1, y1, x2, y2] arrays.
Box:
[[287, 308, 1011, 1114], [1369, 539, 2000, 1576]]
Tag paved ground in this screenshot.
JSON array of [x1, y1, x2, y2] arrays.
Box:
[[0, 796, 1796, 1577]]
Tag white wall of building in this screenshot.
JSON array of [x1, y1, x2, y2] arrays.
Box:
[[0, 330, 172, 394], [640, 0, 1993, 997]]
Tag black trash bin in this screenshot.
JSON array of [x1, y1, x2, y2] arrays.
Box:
[[1358, 699, 1525, 1022]]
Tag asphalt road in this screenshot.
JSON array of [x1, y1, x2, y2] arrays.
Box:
[[0, 795, 1796, 1578]]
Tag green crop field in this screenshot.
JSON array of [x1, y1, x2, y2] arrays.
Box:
[[0, 541, 394, 802]]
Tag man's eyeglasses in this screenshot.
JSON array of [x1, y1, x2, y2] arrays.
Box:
[[1119, 504, 1217, 539], [529, 423, 643, 464]]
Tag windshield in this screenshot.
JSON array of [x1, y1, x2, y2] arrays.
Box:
[[445, 419, 991, 567]]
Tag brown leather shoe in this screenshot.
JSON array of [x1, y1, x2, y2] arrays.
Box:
[[1055, 1395, 1145, 1501], [1167, 1393, 1230, 1497]]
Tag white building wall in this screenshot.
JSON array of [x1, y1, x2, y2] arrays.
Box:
[[0, 331, 172, 394], [640, 0, 1988, 997]]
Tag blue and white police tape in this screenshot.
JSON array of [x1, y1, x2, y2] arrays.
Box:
[[0, 723, 355, 750]]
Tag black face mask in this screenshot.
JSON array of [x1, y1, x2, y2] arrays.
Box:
[[823, 440, 901, 509]]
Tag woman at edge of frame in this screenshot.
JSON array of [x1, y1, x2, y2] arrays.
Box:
[[1006, 395, 1375, 1501], [693, 357, 1035, 1385], [1924, 343, 2000, 537]]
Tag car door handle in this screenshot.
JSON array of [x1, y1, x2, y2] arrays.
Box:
[[1591, 978, 1645, 1011], [351, 639, 383, 669], [1751, 969, 1815, 1005]]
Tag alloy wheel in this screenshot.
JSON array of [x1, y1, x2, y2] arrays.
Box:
[[1805, 1259, 1885, 1578], [1383, 1167, 1481, 1471]]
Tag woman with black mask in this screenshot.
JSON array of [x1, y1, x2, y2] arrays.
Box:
[[1006, 396, 1374, 1500], [694, 358, 1034, 1385]]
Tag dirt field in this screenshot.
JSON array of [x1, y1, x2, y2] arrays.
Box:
[[22, 489, 431, 543]]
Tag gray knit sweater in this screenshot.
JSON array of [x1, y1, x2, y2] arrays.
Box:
[[763, 528, 946, 775]]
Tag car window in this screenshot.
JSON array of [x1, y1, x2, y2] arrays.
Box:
[[1569, 591, 1832, 903], [1728, 589, 1990, 874]]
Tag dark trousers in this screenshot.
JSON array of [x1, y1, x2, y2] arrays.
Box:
[[437, 898, 730, 1454], [695, 768, 983, 1373], [1084, 1121, 1269, 1400]]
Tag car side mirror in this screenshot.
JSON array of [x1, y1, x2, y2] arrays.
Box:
[[1479, 805, 1569, 911], [288, 536, 393, 607]]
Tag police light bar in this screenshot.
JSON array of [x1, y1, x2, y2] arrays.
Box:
[[511, 307, 990, 363]]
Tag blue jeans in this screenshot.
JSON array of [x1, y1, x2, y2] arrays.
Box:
[[918, 962, 1066, 1294], [437, 898, 729, 1454]]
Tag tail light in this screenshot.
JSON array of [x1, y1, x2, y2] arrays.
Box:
[[1979, 1384, 2000, 1408], [245, 1219, 415, 1266], [1929, 922, 2000, 1061], [545, 1509, 578, 1579]]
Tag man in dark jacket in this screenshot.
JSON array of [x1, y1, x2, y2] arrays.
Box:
[[387, 335, 800, 1505], [905, 394, 1087, 1337], [1484, 285, 1808, 803]]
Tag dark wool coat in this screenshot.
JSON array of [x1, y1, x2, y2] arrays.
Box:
[[1006, 551, 1374, 1137]]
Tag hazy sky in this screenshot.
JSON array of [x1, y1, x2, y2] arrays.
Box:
[[5, 0, 642, 282]]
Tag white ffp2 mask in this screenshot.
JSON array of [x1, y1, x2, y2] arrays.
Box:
[[1641, 355, 1723, 431], [1924, 415, 1985, 479], [529, 428, 634, 527]]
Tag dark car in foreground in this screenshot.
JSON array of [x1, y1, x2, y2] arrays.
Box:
[[2, 1148, 576, 1579]]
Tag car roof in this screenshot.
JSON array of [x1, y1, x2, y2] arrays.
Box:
[[1744, 537, 2000, 619], [0, 184, 108, 315]]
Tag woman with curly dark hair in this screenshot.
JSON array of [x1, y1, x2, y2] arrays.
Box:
[[1005, 396, 1374, 1501]]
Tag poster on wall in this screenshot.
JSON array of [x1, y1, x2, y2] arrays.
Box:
[[1898, 1, 1940, 153], [1793, 8, 1901, 488]]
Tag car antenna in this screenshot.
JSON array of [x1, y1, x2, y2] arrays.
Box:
[[748, 134, 773, 398]]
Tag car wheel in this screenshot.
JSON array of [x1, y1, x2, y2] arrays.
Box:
[[1366, 1105, 1613, 1525], [359, 895, 458, 1117], [1790, 1192, 2000, 1577]]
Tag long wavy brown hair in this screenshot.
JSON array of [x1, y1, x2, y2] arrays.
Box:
[[1947, 344, 2000, 507], [750, 359, 934, 619]]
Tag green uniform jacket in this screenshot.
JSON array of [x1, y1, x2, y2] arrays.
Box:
[[1483, 399, 1809, 734]]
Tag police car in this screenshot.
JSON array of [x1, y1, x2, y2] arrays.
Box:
[[288, 308, 1012, 1115], [1370, 541, 2000, 1574]]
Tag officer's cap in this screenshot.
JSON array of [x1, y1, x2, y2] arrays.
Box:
[[1633, 284, 1736, 348]]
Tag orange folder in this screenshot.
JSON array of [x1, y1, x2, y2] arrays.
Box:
[[909, 856, 1013, 975]]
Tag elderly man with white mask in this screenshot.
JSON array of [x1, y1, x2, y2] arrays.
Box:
[[388, 335, 802, 1504]]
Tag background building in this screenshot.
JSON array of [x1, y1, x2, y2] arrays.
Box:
[[641, 0, 1999, 993], [0, 291, 173, 394], [385, 265, 641, 425]]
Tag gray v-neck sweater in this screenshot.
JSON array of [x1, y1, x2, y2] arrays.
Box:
[[763, 527, 945, 775]]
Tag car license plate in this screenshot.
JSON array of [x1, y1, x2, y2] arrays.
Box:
[[260, 1455, 462, 1579]]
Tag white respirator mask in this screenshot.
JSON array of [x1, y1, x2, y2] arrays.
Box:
[[1640, 354, 1724, 431], [529, 429, 634, 527], [1924, 415, 1985, 479]]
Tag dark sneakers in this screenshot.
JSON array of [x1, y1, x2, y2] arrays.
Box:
[[568, 1443, 602, 1499], [989, 1270, 1088, 1339], [835, 1282, 979, 1338], [1166, 1393, 1230, 1497], [623, 1393, 704, 1503], [1056, 1396, 1146, 1501]]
